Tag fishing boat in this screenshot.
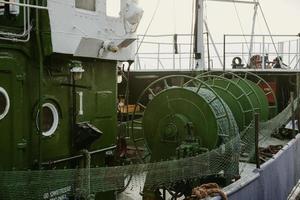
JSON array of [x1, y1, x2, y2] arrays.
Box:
[[0, 0, 300, 200]]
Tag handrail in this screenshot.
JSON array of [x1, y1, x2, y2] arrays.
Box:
[[0, 0, 48, 10], [134, 34, 300, 71]]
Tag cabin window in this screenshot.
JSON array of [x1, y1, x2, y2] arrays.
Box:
[[75, 0, 96, 11], [0, 87, 10, 120], [36, 103, 59, 137], [106, 0, 121, 17]]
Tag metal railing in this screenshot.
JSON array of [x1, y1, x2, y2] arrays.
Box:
[[134, 33, 300, 71], [0, 0, 32, 42], [134, 34, 197, 71], [223, 34, 300, 70]]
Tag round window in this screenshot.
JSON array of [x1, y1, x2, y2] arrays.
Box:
[[36, 103, 59, 137], [0, 87, 10, 120]]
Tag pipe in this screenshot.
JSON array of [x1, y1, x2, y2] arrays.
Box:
[[35, 0, 44, 169], [206, 0, 259, 5], [291, 92, 296, 138], [0, 0, 31, 42], [223, 34, 226, 70], [206, 32, 211, 71], [0, 0, 48, 10], [255, 113, 260, 169], [41, 145, 117, 165]]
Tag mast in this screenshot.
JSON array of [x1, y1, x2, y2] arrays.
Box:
[[247, 1, 258, 66], [194, 0, 205, 70]]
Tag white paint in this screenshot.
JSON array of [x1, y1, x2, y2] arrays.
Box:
[[77, 91, 83, 116], [47, 0, 143, 61], [37, 103, 59, 137], [0, 0, 20, 15], [106, 0, 121, 17], [0, 87, 10, 120], [195, 0, 205, 70], [9, 0, 20, 15]]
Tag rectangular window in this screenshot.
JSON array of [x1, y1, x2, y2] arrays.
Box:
[[75, 0, 96, 11], [106, 0, 120, 17]]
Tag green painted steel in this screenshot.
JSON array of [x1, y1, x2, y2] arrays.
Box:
[[0, 3, 119, 198], [142, 86, 238, 161], [0, 51, 118, 171], [233, 78, 269, 121], [0, 0, 119, 171], [141, 74, 271, 161], [203, 77, 254, 131]]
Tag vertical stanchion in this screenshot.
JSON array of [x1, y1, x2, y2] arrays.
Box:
[[223, 34, 226, 71], [157, 43, 160, 70], [255, 113, 260, 169], [297, 73, 300, 131], [83, 150, 92, 200], [206, 32, 211, 71], [291, 92, 296, 138], [262, 36, 265, 69]]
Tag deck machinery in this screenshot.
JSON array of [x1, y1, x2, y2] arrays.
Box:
[[0, 0, 279, 199], [130, 73, 277, 197], [132, 73, 276, 160]]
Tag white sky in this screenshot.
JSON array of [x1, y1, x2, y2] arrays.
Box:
[[137, 0, 300, 41], [130, 0, 300, 69]]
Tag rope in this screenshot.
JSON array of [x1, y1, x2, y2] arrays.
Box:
[[186, 183, 228, 200]]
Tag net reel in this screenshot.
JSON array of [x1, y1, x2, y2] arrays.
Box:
[[130, 75, 239, 162]]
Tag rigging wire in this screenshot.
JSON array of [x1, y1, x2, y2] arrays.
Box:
[[135, 0, 161, 55], [257, 1, 284, 67], [232, 0, 250, 52], [204, 0, 208, 21], [204, 20, 224, 67], [173, 0, 177, 34]]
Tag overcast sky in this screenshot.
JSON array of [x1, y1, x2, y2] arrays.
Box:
[[137, 0, 300, 41], [132, 0, 300, 69]]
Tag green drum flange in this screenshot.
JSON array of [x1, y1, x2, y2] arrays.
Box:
[[198, 71, 277, 120], [142, 86, 238, 161], [196, 75, 255, 131], [232, 78, 269, 121]]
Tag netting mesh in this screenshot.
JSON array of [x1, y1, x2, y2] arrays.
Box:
[[0, 100, 297, 200]]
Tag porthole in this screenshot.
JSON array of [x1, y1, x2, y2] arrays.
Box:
[[36, 103, 59, 137], [0, 87, 10, 120]]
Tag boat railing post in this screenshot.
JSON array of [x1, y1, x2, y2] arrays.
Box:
[[298, 38, 300, 69], [157, 43, 160, 70], [262, 36, 265, 69], [297, 73, 300, 131], [206, 32, 211, 71], [83, 150, 92, 200], [223, 34, 226, 71], [291, 92, 296, 138], [255, 113, 260, 169], [179, 44, 182, 70]]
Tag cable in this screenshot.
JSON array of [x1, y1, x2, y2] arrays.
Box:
[[173, 0, 177, 34], [257, 1, 284, 67], [135, 0, 161, 55], [232, 0, 250, 51]]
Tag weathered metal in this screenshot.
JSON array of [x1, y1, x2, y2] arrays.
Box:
[[133, 73, 275, 162]]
